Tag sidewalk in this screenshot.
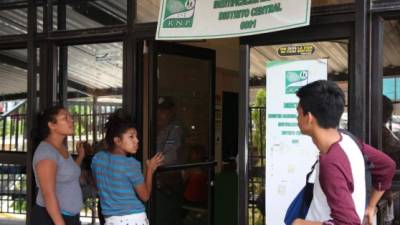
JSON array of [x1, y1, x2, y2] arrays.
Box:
[[0, 219, 99, 225], [0, 218, 24, 225], [0, 215, 99, 225]]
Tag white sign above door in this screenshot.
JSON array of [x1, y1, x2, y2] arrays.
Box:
[[156, 0, 311, 40]]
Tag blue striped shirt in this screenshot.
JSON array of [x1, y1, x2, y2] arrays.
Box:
[[91, 151, 145, 216]]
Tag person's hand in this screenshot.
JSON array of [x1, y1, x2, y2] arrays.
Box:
[[76, 141, 85, 160], [291, 219, 303, 225], [363, 206, 376, 225], [146, 152, 164, 173], [291, 219, 323, 225]]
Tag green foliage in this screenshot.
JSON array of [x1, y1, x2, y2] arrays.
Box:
[[0, 117, 26, 138], [249, 89, 266, 224], [11, 198, 27, 213], [0, 104, 27, 138], [249, 208, 264, 225], [11, 178, 27, 213], [253, 89, 266, 107], [15, 178, 27, 192], [69, 104, 92, 135], [251, 89, 266, 158]]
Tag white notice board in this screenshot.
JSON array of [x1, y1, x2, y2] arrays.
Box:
[[265, 59, 327, 225]]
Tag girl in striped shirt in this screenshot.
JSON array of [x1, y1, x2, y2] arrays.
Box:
[[92, 110, 163, 225]]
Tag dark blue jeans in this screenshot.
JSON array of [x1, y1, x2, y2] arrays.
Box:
[[31, 205, 81, 225]]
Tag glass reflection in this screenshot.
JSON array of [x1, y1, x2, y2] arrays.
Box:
[[382, 95, 400, 167], [155, 54, 211, 165], [156, 96, 184, 165], [155, 170, 209, 225]]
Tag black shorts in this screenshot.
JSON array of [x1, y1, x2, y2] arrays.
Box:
[[31, 204, 81, 225]]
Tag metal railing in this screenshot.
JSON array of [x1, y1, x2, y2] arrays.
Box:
[[0, 99, 122, 221], [248, 106, 266, 225], [67, 101, 121, 153], [0, 100, 122, 153], [0, 101, 27, 152], [0, 164, 27, 215], [67, 100, 121, 221]]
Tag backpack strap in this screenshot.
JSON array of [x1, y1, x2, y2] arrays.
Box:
[[338, 129, 374, 167], [338, 129, 374, 203], [338, 129, 363, 151], [306, 160, 318, 183]]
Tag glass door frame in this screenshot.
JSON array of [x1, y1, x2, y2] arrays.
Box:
[[32, 23, 142, 225], [239, 16, 358, 225], [370, 10, 400, 150], [148, 40, 217, 225]]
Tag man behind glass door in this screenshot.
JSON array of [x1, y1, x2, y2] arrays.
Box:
[[381, 95, 400, 225], [156, 96, 185, 225], [156, 96, 184, 165]]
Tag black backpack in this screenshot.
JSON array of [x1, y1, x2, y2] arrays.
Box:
[[339, 129, 374, 203]]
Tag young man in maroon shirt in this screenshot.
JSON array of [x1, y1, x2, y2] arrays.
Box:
[[292, 80, 395, 225]]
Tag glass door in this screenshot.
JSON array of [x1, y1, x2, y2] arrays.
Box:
[[370, 16, 400, 221], [241, 22, 354, 225], [248, 39, 350, 225], [148, 41, 216, 225]]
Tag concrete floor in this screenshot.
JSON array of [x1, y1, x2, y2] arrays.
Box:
[[0, 217, 98, 225], [0, 218, 25, 225]]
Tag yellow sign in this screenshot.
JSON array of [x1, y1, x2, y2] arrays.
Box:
[[278, 45, 315, 56]]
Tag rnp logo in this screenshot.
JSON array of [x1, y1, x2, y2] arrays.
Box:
[[285, 70, 309, 94], [185, 0, 196, 10], [163, 0, 196, 28]]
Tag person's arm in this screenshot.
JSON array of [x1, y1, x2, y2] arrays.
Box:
[[363, 143, 396, 191], [363, 189, 383, 225], [292, 219, 322, 225], [36, 160, 65, 225], [74, 142, 85, 166], [362, 143, 396, 225], [90, 155, 99, 191], [134, 152, 164, 202]]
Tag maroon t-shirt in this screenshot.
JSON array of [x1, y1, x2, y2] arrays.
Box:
[[315, 138, 395, 225]]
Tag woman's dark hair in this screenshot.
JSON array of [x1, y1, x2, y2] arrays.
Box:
[[36, 105, 66, 142], [104, 109, 136, 150], [383, 95, 394, 124]]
